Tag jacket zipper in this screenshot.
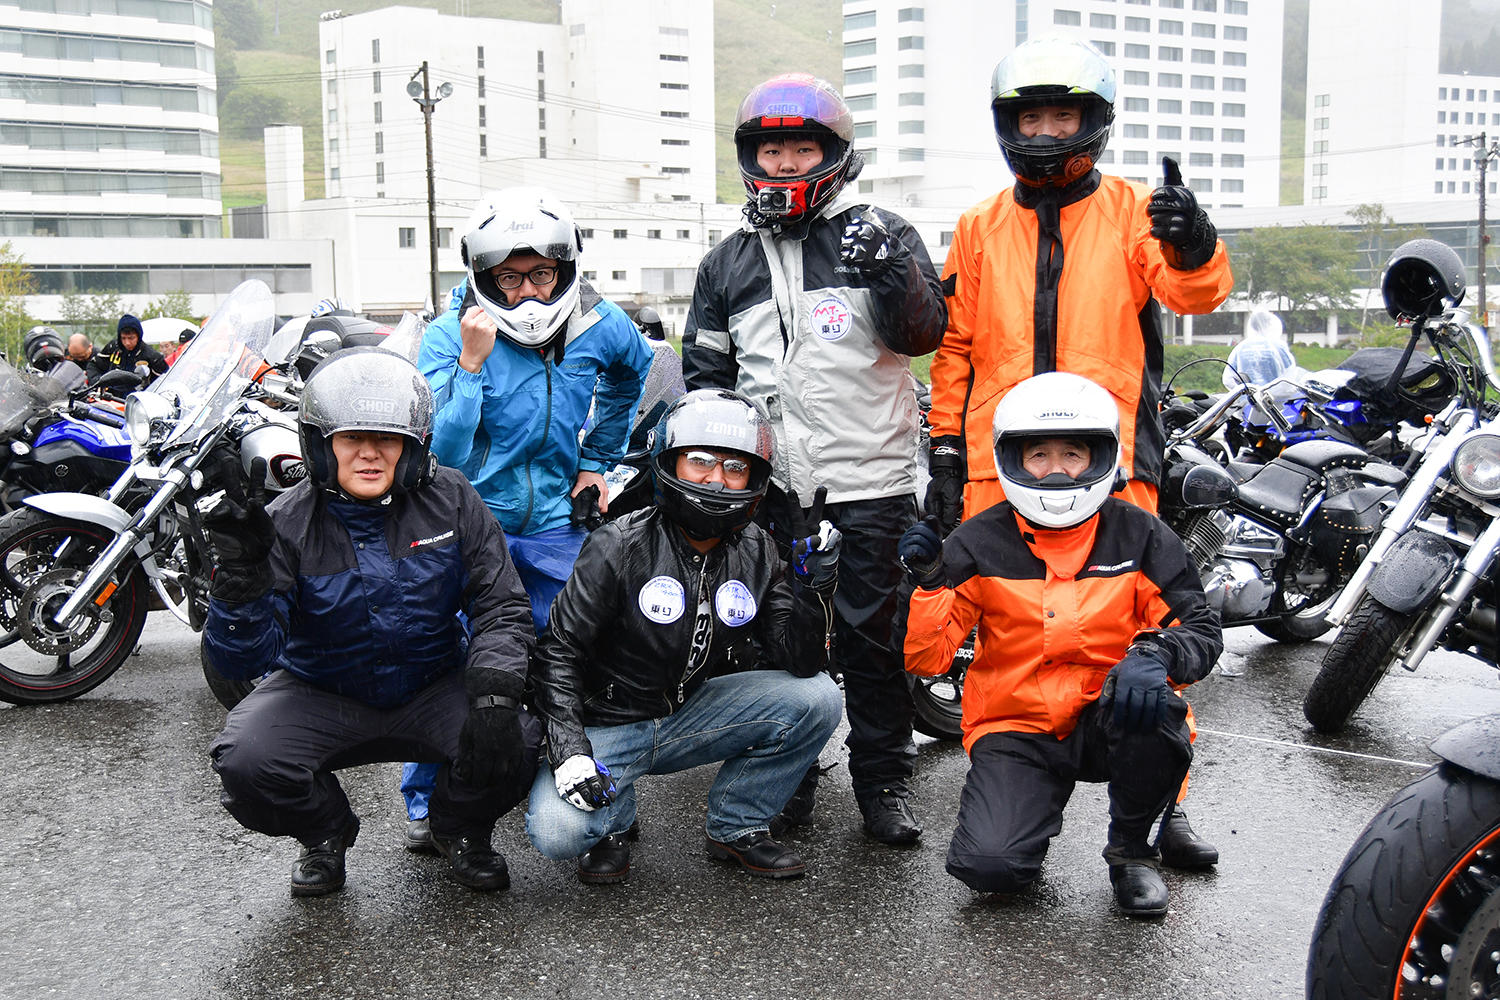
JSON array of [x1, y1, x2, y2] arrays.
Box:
[[517, 357, 553, 535], [675, 558, 711, 705]]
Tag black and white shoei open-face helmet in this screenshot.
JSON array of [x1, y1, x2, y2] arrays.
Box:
[[460, 187, 584, 349], [298, 347, 435, 496], [650, 389, 774, 541], [992, 372, 1122, 529], [991, 35, 1116, 187]]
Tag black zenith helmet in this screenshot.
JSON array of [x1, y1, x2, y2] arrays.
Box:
[[650, 389, 774, 541]]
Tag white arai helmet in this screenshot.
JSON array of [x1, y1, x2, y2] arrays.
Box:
[[459, 187, 583, 349], [992, 372, 1123, 529]]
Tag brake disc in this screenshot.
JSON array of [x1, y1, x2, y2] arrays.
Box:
[[16, 568, 109, 655], [0, 551, 69, 632]]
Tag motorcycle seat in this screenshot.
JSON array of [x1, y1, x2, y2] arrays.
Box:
[[1235, 458, 1321, 525], [1276, 439, 1373, 473]]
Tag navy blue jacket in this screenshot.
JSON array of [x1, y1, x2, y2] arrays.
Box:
[[203, 467, 534, 709]]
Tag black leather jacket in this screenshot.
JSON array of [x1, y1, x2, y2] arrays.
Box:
[[532, 507, 830, 767]]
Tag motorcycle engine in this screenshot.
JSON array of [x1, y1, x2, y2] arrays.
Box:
[[1201, 556, 1277, 620]]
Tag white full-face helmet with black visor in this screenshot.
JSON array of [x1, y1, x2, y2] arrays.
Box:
[[993, 372, 1122, 530], [991, 35, 1116, 187], [460, 187, 583, 349], [650, 389, 775, 541], [298, 347, 435, 498], [734, 73, 857, 226]]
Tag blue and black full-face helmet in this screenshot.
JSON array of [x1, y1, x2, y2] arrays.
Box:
[[650, 389, 774, 540]]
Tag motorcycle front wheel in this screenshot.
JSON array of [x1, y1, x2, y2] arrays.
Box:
[[1306, 763, 1500, 1000], [0, 507, 149, 704], [1302, 594, 1417, 733], [908, 630, 973, 742]]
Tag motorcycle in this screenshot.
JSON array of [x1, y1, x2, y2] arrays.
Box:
[[1302, 306, 1500, 733], [1305, 714, 1500, 999], [0, 280, 297, 704], [0, 359, 136, 511]]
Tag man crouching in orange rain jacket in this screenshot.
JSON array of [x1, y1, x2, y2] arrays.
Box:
[[896, 373, 1222, 917]]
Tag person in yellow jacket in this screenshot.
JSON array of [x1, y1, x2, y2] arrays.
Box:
[[924, 34, 1231, 868], [897, 373, 1223, 917]]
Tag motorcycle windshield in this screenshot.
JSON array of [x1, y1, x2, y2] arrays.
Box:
[[0, 357, 50, 440], [377, 312, 427, 365], [149, 280, 276, 451]]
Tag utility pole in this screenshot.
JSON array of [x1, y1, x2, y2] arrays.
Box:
[[407, 62, 451, 313], [1462, 132, 1500, 327]]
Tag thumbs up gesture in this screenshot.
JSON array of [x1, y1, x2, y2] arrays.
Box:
[[1147, 156, 1218, 271]]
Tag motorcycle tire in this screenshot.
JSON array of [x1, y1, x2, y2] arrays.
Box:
[[200, 642, 257, 711], [1306, 763, 1500, 1000], [1256, 546, 1338, 644], [908, 629, 973, 742], [1302, 594, 1416, 734], [0, 507, 149, 704]]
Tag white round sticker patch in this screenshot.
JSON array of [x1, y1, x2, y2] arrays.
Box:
[[715, 580, 757, 627], [638, 576, 686, 624], [811, 295, 853, 341]]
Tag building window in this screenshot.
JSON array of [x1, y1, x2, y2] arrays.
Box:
[[1190, 126, 1213, 140], [582, 270, 597, 280], [845, 40, 876, 58], [1193, 0, 1217, 9], [1099, 149, 1115, 163], [372, 71, 381, 94], [845, 11, 876, 29], [898, 92, 924, 105], [708, 229, 722, 244], [579, 228, 594, 239], [898, 64, 924, 78], [898, 7, 924, 21], [1159, 46, 1182, 61], [1226, 24, 1247, 39], [1189, 152, 1212, 166], [1159, 99, 1182, 113], [1054, 9, 1082, 25], [1124, 97, 1149, 112], [1223, 77, 1246, 92], [1158, 125, 1182, 139], [327, 109, 337, 123], [537, 50, 545, 72], [371, 38, 380, 62], [613, 229, 628, 238], [854, 122, 876, 138], [1123, 150, 1150, 165], [1221, 128, 1245, 142], [662, 166, 692, 175], [398, 227, 415, 248], [1191, 75, 1214, 89], [847, 95, 876, 111], [327, 78, 337, 95], [1222, 153, 1244, 166], [648, 229, 661, 239], [677, 229, 690, 239], [1436, 181, 1445, 194], [477, 46, 485, 68], [847, 67, 876, 85], [437, 227, 452, 248], [898, 36, 925, 49], [1191, 49, 1215, 64], [1091, 13, 1116, 27], [328, 138, 339, 155], [1160, 0, 1183, 6], [374, 132, 383, 154], [539, 137, 547, 158], [661, 137, 690, 145], [325, 49, 335, 64], [1159, 19, 1183, 33], [612, 270, 626, 281], [373, 102, 382, 124], [1189, 177, 1212, 192], [1124, 124, 1148, 137], [1222, 103, 1246, 117], [1224, 51, 1246, 65], [1124, 70, 1149, 85], [478, 106, 486, 128], [660, 53, 688, 62], [661, 110, 688, 118], [329, 167, 340, 180], [1159, 73, 1182, 87], [661, 82, 689, 90], [1192, 22, 1216, 36], [1092, 40, 1116, 56], [538, 80, 545, 100], [1315, 93, 1330, 107], [479, 135, 486, 156], [898, 148, 925, 161], [1226, 0, 1247, 11], [1436, 157, 1446, 170], [1126, 16, 1150, 29], [1125, 43, 1150, 58], [899, 120, 925, 134]]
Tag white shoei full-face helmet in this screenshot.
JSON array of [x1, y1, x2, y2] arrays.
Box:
[[992, 372, 1122, 529], [459, 187, 584, 349]]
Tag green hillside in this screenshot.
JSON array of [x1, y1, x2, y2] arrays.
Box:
[[215, 0, 840, 212]]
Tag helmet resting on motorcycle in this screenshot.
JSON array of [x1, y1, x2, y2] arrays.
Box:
[[993, 372, 1122, 529], [734, 73, 857, 226], [23, 326, 65, 372], [298, 347, 435, 497], [650, 388, 774, 541], [991, 35, 1116, 187], [460, 187, 583, 349], [636, 306, 665, 341], [1381, 239, 1466, 321]]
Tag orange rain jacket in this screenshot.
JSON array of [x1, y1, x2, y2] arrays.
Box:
[[897, 498, 1222, 752], [930, 173, 1234, 515]]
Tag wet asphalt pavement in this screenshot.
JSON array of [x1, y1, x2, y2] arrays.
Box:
[[4, 614, 1499, 1000]]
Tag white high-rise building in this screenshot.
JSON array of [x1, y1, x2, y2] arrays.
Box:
[[841, 0, 1283, 216], [0, 0, 223, 242], [317, 2, 715, 211], [1305, 0, 1500, 205]]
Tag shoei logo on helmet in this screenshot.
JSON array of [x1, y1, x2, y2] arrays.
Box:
[[1034, 406, 1079, 420], [352, 395, 399, 417], [638, 576, 686, 624], [811, 296, 852, 341]]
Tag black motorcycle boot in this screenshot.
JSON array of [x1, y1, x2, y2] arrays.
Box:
[[857, 788, 923, 846], [404, 817, 435, 854], [1156, 806, 1220, 869], [290, 815, 360, 897], [578, 833, 633, 885], [1109, 861, 1169, 918], [769, 764, 821, 839], [706, 831, 807, 879], [430, 830, 510, 892]]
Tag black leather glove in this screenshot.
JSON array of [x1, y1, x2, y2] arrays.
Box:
[[839, 210, 899, 276], [1147, 157, 1218, 271], [898, 515, 946, 590], [785, 486, 842, 594], [1100, 646, 1171, 734], [925, 434, 965, 536], [454, 696, 527, 788], [569, 483, 603, 531], [202, 456, 275, 602]]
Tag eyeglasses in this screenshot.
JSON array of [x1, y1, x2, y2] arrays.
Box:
[[493, 266, 558, 290], [681, 451, 752, 476]]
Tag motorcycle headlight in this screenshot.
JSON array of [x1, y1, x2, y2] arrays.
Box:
[[124, 391, 174, 452], [1451, 433, 1500, 498]]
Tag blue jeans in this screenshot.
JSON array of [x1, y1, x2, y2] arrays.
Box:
[[526, 670, 842, 858], [403, 523, 587, 820]]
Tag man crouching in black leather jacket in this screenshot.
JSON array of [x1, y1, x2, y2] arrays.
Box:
[[525, 389, 843, 883]]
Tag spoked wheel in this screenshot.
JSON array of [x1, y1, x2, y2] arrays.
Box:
[[1255, 546, 1338, 644], [909, 629, 972, 741], [1307, 764, 1500, 999], [0, 507, 148, 704]]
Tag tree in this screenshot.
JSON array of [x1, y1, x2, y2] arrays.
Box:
[[1348, 204, 1430, 331], [0, 241, 37, 363], [1231, 224, 1361, 317], [59, 291, 126, 343], [139, 290, 196, 324], [218, 88, 291, 141], [214, 0, 264, 50]]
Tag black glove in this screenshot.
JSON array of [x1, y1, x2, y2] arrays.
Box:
[[1147, 157, 1218, 271], [454, 696, 527, 787], [924, 435, 965, 536], [1100, 646, 1171, 734], [202, 456, 275, 602], [839, 210, 899, 276], [898, 515, 946, 590], [569, 483, 603, 531], [785, 487, 842, 594]]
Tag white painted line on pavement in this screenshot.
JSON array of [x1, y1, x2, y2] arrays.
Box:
[[1196, 726, 1430, 769]]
